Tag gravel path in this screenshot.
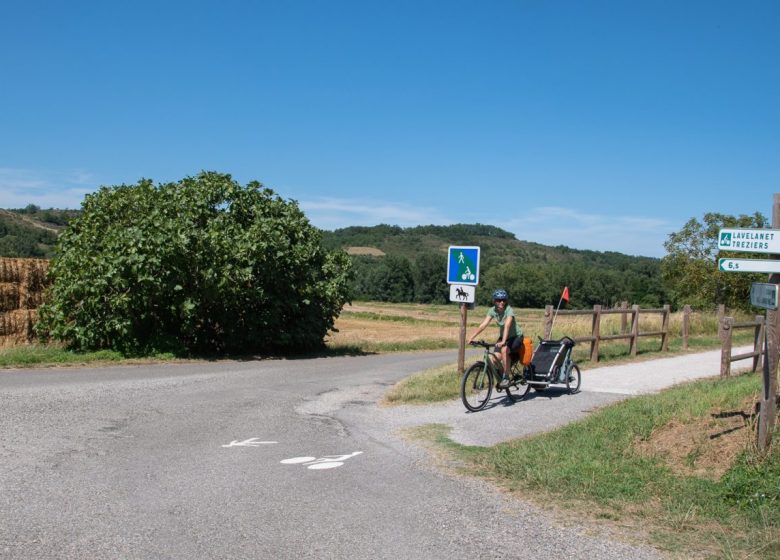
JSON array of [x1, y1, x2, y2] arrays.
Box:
[[329, 345, 754, 447]]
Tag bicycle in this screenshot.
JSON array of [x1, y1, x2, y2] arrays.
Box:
[[460, 337, 582, 412], [460, 340, 528, 412]]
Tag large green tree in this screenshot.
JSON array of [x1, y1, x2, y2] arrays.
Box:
[[37, 172, 352, 354], [661, 212, 768, 310]]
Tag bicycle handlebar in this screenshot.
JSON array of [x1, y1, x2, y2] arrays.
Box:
[[473, 336, 576, 348]]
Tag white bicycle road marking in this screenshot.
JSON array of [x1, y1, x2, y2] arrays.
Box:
[[280, 456, 316, 464], [281, 451, 363, 470], [222, 440, 363, 471], [222, 438, 279, 448]]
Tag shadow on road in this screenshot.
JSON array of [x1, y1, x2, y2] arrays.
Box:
[[473, 386, 573, 412]]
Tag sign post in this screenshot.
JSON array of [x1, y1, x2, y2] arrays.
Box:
[[760, 196, 780, 451], [721, 200, 780, 451], [447, 246, 480, 374]]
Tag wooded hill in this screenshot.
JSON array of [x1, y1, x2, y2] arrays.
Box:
[[0, 211, 668, 308], [0, 207, 77, 258], [321, 224, 668, 308]]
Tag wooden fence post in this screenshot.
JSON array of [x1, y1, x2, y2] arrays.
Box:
[[758, 193, 780, 451], [720, 316, 733, 377], [544, 305, 553, 339], [458, 303, 467, 374], [620, 301, 628, 334], [591, 304, 602, 362], [682, 305, 691, 351], [717, 304, 725, 337], [661, 304, 670, 352], [629, 305, 640, 357], [754, 314, 765, 373], [760, 304, 778, 450]]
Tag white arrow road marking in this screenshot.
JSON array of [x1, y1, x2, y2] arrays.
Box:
[[281, 451, 363, 470], [222, 438, 279, 448]]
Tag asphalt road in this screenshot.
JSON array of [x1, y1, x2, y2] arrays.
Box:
[[0, 351, 671, 560]]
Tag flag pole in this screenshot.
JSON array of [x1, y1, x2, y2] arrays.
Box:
[[549, 296, 564, 338], [549, 286, 569, 338]]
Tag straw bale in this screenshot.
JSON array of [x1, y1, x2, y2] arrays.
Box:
[[0, 257, 50, 311], [0, 309, 37, 342], [0, 257, 49, 283], [27, 260, 49, 286], [0, 283, 20, 312], [0, 258, 49, 346], [0, 258, 23, 284]]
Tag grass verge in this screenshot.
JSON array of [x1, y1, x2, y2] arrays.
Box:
[[406, 373, 780, 559], [0, 344, 179, 368], [382, 362, 461, 405]]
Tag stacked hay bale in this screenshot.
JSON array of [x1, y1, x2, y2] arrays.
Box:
[[0, 257, 50, 346]]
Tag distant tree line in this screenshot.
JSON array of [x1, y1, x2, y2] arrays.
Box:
[[350, 254, 449, 304], [348, 252, 666, 308], [10, 205, 78, 226], [326, 224, 669, 308]]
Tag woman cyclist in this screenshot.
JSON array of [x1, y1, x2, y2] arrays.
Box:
[[467, 289, 523, 388]]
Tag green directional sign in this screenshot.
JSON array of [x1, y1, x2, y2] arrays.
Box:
[[718, 258, 780, 273], [718, 228, 780, 254], [447, 246, 480, 285]]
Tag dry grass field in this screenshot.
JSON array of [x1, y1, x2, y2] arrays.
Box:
[[327, 301, 753, 362], [345, 246, 386, 256]]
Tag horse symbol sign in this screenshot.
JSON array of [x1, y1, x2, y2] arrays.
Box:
[[449, 284, 475, 303], [447, 246, 480, 286]]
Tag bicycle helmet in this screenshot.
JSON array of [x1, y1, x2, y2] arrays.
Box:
[[492, 289, 508, 301]]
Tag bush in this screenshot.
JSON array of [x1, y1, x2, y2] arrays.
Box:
[[36, 172, 352, 354]]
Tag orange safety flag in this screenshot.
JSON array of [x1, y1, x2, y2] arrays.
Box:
[[561, 286, 570, 303]]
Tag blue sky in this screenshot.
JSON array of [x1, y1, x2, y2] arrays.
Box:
[[1, 1, 777, 257]]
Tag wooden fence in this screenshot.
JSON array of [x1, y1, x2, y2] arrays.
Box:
[[719, 310, 765, 377], [544, 302, 691, 362], [540, 302, 737, 363], [536, 301, 774, 372], [543, 303, 672, 363]]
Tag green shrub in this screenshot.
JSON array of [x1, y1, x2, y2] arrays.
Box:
[[36, 172, 351, 354]]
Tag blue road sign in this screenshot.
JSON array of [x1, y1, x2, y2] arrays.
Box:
[[447, 246, 480, 285]]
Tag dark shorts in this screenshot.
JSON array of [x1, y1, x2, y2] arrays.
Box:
[[495, 335, 523, 355]]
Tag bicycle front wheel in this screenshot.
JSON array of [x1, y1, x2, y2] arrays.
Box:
[[460, 362, 493, 412], [566, 364, 581, 394]]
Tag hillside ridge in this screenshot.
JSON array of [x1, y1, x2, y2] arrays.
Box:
[[0, 208, 62, 234], [0, 213, 665, 307]]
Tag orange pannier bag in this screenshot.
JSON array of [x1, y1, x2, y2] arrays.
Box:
[[518, 336, 533, 366]]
